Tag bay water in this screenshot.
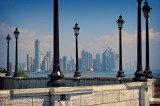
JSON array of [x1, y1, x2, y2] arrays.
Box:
[[25, 70, 160, 78]]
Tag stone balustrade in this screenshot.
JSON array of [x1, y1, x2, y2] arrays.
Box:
[[0, 78, 155, 106], [0, 76, 132, 89]]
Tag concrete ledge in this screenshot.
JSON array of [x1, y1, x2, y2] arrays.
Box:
[[125, 82, 147, 89], [10, 88, 49, 97], [93, 84, 126, 91], [50, 86, 93, 95], [0, 90, 10, 98]]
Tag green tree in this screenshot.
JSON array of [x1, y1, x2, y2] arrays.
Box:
[[19, 72, 28, 77], [0, 67, 7, 73]]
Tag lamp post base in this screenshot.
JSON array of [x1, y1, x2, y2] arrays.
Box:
[[133, 77, 147, 82], [13, 72, 20, 77], [117, 74, 125, 77], [117, 68, 125, 77], [74, 70, 81, 78], [133, 69, 147, 82], [144, 67, 153, 79], [47, 79, 65, 87], [47, 71, 65, 87]]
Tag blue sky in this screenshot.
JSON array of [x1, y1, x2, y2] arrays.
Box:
[[0, 0, 160, 70]]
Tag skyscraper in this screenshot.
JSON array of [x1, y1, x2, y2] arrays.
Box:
[[40, 51, 43, 69], [22, 62, 27, 71], [69, 56, 74, 72], [102, 47, 111, 72], [86, 52, 93, 70], [42, 59, 47, 71], [93, 59, 96, 71], [35, 39, 41, 72], [46, 57, 50, 70], [27, 54, 34, 71], [95, 53, 101, 71], [102, 47, 119, 72], [46, 50, 52, 70], [59, 58, 63, 71], [63, 56, 67, 71], [81, 50, 86, 70], [78, 58, 81, 70], [80, 50, 93, 71]]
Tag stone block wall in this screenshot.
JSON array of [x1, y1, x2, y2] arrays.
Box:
[[0, 79, 155, 106]]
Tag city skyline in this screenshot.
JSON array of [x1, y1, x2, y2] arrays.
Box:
[[6, 37, 139, 72], [0, 0, 160, 70], [25, 42, 121, 72]]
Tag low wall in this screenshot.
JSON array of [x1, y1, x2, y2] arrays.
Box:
[[0, 79, 155, 106], [0, 76, 132, 89]]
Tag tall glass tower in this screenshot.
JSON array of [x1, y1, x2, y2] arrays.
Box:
[[35, 39, 41, 72], [63, 56, 67, 71]]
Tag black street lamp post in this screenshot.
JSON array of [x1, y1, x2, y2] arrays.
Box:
[[5, 34, 11, 76], [117, 15, 125, 77], [133, 0, 147, 82], [13, 28, 20, 77], [73, 23, 81, 78], [142, 0, 153, 79], [47, 0, 65, 87]]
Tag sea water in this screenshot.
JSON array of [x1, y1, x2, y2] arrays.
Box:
[[25, 70, 160, 78]]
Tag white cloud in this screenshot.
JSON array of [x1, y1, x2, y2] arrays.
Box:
[[40, 35, 53, 41], [0, 22, 36, 51], [18, 28, 36, 50], [61, 42, 83, 59], [88, 42, 95, 46], [84, 29, 160, 65], [142, 29, 159, 40], [39, 35, 53, 56]]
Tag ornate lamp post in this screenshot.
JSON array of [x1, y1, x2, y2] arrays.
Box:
[[47, 0, 65, 87], [116, 15, 125, 77], [73, 23, 81, 78], [5, 34, 11, 76], [133, 0, 147, 82], [142, 0, 153, 79], [13, 28, 20, 77]]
